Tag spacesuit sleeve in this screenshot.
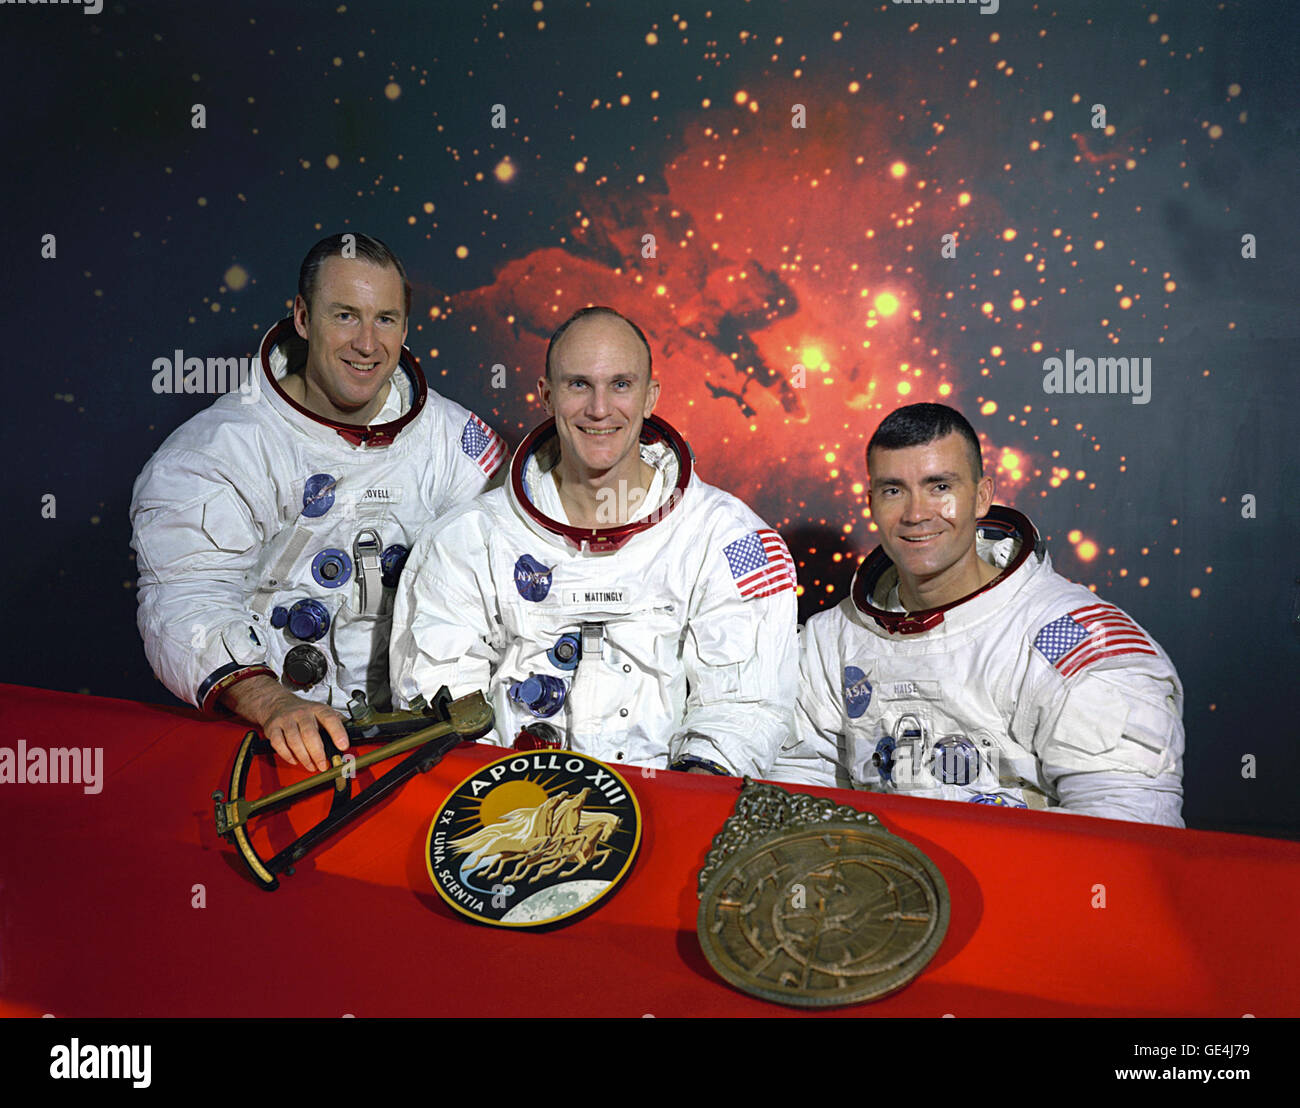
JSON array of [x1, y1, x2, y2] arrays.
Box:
[[1014, 639, 1186, 828], [130, 447, 276, 711], [1052, 770, 1185, 826], [770, 619, 847, 789], [388, 510, 503, 739], [436, 397, 509, 504], [669, 526, 798, 778]]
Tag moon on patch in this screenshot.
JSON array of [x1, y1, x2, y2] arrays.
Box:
[[501, 880, 613, 923]]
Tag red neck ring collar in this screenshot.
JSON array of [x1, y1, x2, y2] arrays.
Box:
[[510, 414, 693, 553], [851, 505, 1041, 634]]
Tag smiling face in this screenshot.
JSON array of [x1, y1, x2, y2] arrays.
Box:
[[538, 312, 660, 487], [291, 256, 408, 424], [867, 431, 995, 609]]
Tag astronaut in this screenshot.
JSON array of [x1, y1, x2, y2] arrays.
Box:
[[389, 306, 798, 776], [130, 233, 506, 772], [774, 403, 1185, 826]]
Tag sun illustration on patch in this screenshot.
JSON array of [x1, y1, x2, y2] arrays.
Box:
[[475, 778, 551, 827], [426, 750, 642, 928]]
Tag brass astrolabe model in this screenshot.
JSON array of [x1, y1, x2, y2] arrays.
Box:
[[696, 778, 950, 1007]]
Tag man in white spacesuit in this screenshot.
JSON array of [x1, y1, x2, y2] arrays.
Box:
[[130, 233, 507, 772], [774, 403, 1185, 826], [389, 306, 798, 775]]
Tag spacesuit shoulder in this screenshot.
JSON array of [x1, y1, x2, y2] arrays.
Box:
[[1019, 557, 1104, 623], [679, 475, 771, 536], [683, 475, 760, 517], [416, 387, 508, 489], [792, 602, 847, 680], [804, 596, 862, 642], [132, 392, 279, 506], [419, 386, 477, 439], [147, 387, 276, 456], [1014, 564, 1184, 780], [1017, 561, 1183, 704]]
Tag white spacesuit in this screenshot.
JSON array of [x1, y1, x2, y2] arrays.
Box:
[[774, 507, 1185, 826], [130, 317, 506, 713], [389, 415, 799, 776]]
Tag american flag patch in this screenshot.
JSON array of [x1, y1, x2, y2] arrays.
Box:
[[460, 414, 506, 477], [722, 529, 797, 600], [1033, 603, 1158, 679]]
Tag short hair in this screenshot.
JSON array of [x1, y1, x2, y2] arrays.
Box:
[[298, 233, 411, 321], [867, 402, 983, 480], [545, 306, 653, 381]]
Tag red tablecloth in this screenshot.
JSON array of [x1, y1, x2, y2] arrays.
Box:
[[1, 683, 1296, 1017]]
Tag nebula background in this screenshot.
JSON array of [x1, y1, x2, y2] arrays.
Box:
[[2, 1, 1296, 837]]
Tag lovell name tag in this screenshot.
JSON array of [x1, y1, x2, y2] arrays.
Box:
[[426, 750, 641, 928], [358, 486, 403, 504]]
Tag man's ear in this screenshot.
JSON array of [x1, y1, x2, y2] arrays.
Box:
[[292, 295, 310, 341], [643, 376, 661, 417], [537, 375, 553, 413], [975, 473, 995, 517]]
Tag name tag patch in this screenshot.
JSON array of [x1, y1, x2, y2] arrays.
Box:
[[358, 486, 402, 503], [879, 679, 944, 701], [561, 588, 629, 606]]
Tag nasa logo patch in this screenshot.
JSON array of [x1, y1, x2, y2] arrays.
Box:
[[514, 553, 553, 601], [427, 750, 641, 929], [302, 473, 337, 518], [843, 666, 873, 719]]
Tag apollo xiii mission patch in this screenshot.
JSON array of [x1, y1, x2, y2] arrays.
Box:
[[426, 750, 642, 928]]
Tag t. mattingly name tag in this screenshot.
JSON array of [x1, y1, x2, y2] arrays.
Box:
[[696, 778, 949, 1007], [559, 588, 628, 606]]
